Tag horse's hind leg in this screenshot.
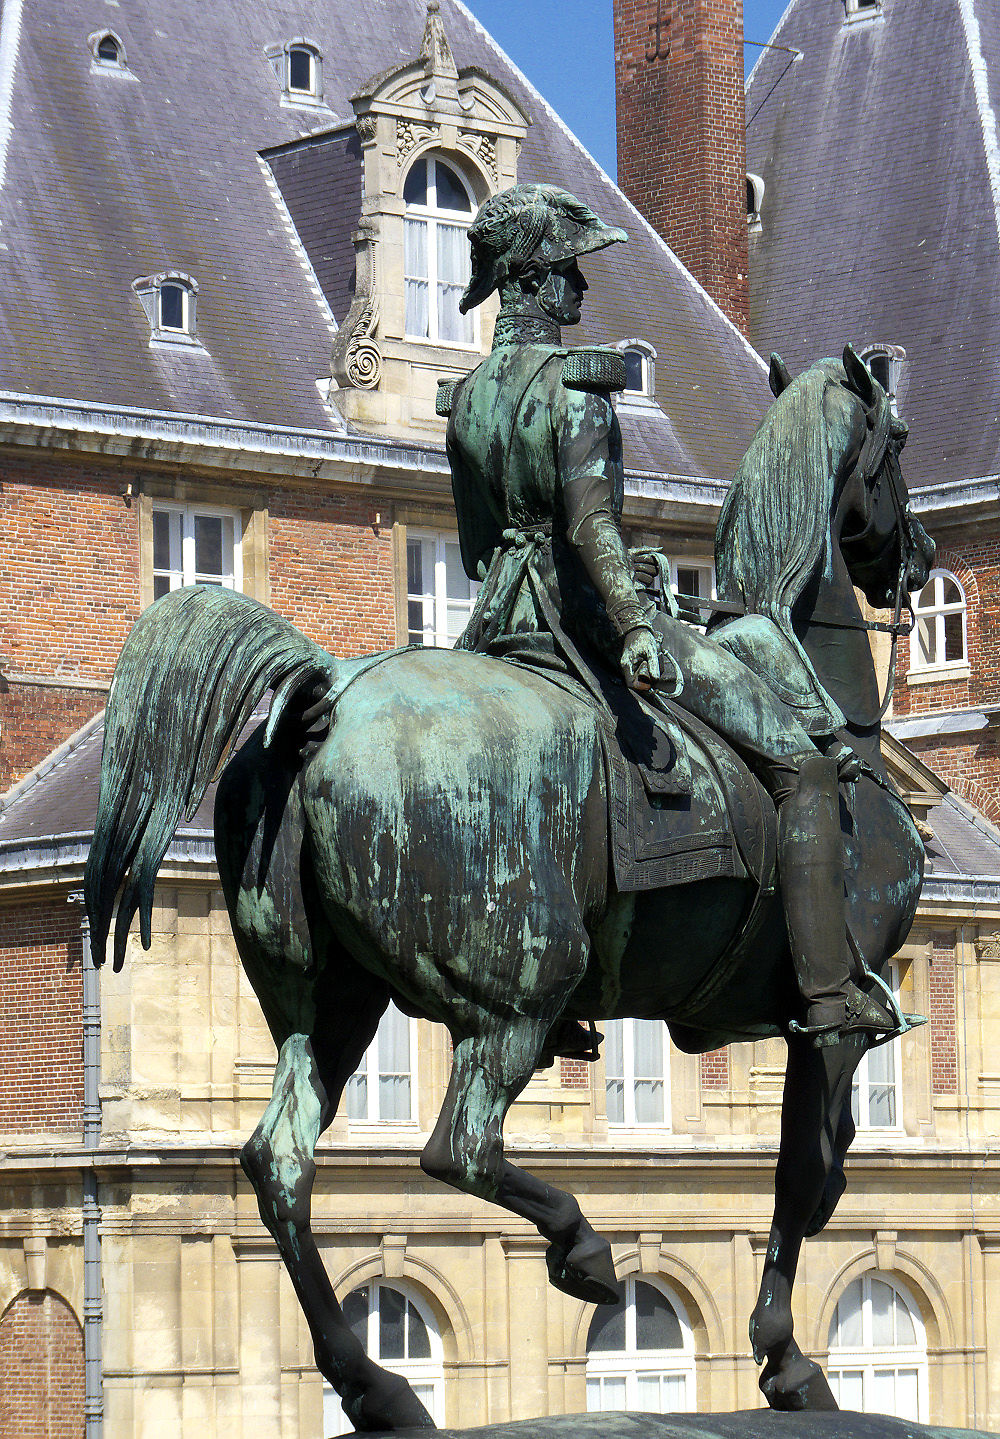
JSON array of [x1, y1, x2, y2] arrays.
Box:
[[749, 1033, 862, 1411], [420, 1019, 620, 1306], [240, 988, 436, 1433]]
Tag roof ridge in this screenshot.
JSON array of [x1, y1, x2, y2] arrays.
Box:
[[448, 0, 769, 378], [957, 0, 1000, 249], [0, 0, 24, 210], [943, 787, 1000, 850], [0, 709, 105, 816], [745, 0, 801, 91]]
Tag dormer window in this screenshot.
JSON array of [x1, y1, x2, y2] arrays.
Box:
[[845, 0, 881, 20], [616, 339, 657, 404], [88, 30, 130, 73], [747, 173, 765, 230], [403, 155, 476, 347], [266, 40, 324, 107], [132, 272, 200, 347], [861, 343, 905, 413]]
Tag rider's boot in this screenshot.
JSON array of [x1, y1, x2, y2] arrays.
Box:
[[773, 751, 910, 1048], [540, 1019, 603, 1068]]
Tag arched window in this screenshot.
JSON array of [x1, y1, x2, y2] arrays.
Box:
[[288, 43, 319, 97], [747, 173, 765, 228], [617, 339, 656, 404], [861, 343, 904, 413], [827, 1274, 927, 1420], [132, 272, 200, 346], [911, 568, 967, 671], [324, 1282, 444, 1435], [586, 1277, 696, 1413], [403, 156, 476, 346], [89, 29, 128, 71]]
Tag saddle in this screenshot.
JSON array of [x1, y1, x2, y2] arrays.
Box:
[[511, 655, 778, 900]]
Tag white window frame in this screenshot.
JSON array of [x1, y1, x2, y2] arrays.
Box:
[[265, 38, 325, 108], [747, 173, 765, 231], [669, 558, 716, 627], [345, 1007, 417, 1126], [403, 155, 479, 350], [151, 502, 243, 598], [860, 344, 904, 415], [616, 339, 657, 410], [604, 1018, 671, 1130], [827, 1274, 928, 1422], [845, 0, 882, 21], [586, 1276, 696, 1414], [851, 963, 902, 1135], [909, 568, 967, 674], [132, 271, 201, 347], [325, 1282, 444, 1435], [406, 529, 480, 649], [89, 29, 130, 74]]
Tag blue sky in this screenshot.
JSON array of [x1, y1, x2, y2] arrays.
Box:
[[463, 0, 789, 177]]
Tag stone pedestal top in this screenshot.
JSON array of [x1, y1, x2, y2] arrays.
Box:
[[364, 1413, 992, 1439]]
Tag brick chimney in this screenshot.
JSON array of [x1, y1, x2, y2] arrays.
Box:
[[614, 0, 749, 334]]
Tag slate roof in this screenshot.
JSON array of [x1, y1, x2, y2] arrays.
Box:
[[745, 0, 1000, 489], [3, 712, 999, 897], [0, 0, 772, 481]]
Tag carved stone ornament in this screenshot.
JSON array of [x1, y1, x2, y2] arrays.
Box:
[[397, 118, 438, 164], [977, 933, 1000, 961], [330, 219, 383, 390], [457, 130, 498, 184], [355, 112, 377, 144]]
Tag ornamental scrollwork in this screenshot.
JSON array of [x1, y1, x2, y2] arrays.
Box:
[[331, 219, 383, 391], [396, 118, 438, 165]]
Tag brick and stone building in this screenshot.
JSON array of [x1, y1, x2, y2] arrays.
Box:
[[2, 0, 1000, 1436]]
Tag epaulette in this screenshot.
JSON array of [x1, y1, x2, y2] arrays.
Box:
[[436, 377, 461, 416], [562, 347, 627, 393]]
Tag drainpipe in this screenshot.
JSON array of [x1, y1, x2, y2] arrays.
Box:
[[72, 892, 104, 1439]]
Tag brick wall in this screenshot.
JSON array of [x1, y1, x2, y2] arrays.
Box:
[[0, 904, 82, 1134], [700, 1047, 729, 1089], [614, 0, 749, 332], [0, 1290, 85, 1439], [268, 491, 396, 655]]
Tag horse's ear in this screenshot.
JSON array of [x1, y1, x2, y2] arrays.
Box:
[[843, 344, 875, 405], [769, 353, 792, 397]]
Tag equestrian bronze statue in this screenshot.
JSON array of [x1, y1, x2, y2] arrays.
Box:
[[85, 184, 935, 1432]]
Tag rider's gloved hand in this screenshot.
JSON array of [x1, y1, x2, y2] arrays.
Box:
[[621, 625, 661, 692], [628, 546, 661, 595]]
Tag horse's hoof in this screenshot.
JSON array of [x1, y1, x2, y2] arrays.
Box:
[[546, 1234, 622, 1306], [805, 1168, 847, 1237], [347, 1369, 437, 1432], [760, 1354, 839, 1412]]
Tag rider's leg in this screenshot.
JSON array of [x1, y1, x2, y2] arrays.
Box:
[[646, 617, 901, 1042]]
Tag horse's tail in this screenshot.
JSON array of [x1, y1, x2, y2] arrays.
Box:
[[84, 585, 340, 971]]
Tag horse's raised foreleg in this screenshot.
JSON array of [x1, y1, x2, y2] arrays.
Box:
[[241, 1025, 435, 1433], [749, 1033, 862, 1411], [420, 1021, 621, 1306]]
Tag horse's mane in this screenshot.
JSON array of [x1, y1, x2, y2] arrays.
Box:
[[715, 360, 856, 626]]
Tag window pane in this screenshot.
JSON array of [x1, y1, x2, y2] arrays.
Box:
[[830, 1281, 863, 1348], [889, 1367, 920, 1420], [378, 1287, 406, 1360], [870, 1278, 895, 1347], [435, 161, 472, 213], [437, 223, 472, 344], [405, 218, 429, 278], [632, 1021, 663, 1081], [289, 47, 312, 91], [941, 577, 962, 606], [97, 35, 119, 60], [830, 1368, 865, 1411], [343, 1288, 369, 1345], [406, 1300, 431, 1359], [587, 1298, 627, 1354], [866, 353, 890, 391], [944, 610, 964, 661], [403, 158, 428, 206], [153, 509, 172, 570], [194, 515, 224, 580], [160, 284, 184, 330], [634, 1079, 664, 1125], [379, 1007, 410, 1072], [587, 1375, 626, 1412], [893, 1292, 916, 1347], [444, 540, 475, 642], [345, 1071, 368, 1121], [634, 1283, 682, 1351], [915, 617, 935, 666], [624, 350, 644, 392], [153, 575, 170, 601]]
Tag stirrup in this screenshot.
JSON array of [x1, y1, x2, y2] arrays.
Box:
[[789, 977, 926, 1048]]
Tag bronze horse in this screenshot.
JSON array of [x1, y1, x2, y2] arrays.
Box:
[[85, 351, 934, 1430]]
